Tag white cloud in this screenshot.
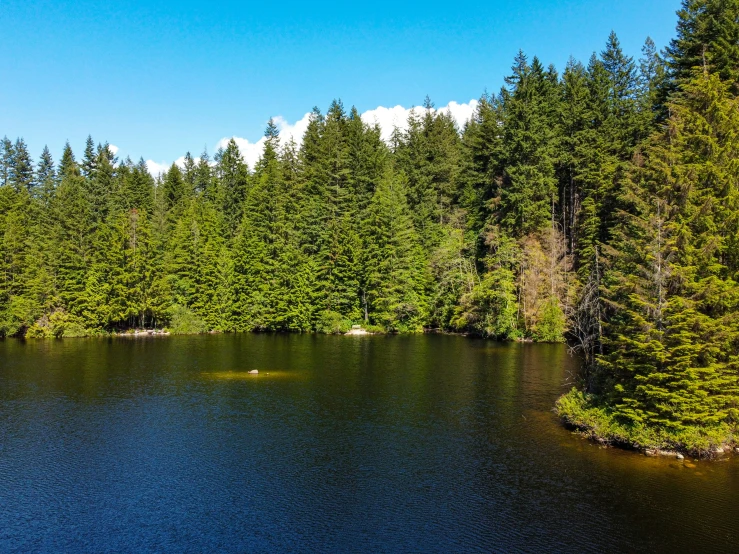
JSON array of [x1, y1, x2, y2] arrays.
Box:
[[361, 100, 479, 142], [215, 136, 266, 170], [173, 155, 190, 168], [145, 155, 195, 177], [274, 113, 312, 146], [361, 105, 416, 143], [441, 100, 479, 130], [108, 144, 119, 155], [146, 159, 170, 177], [146, 100, 479, 176], [215, 112, 313, 169]]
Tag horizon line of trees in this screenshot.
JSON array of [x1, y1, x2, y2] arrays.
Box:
[[0, 27, 668, 339]]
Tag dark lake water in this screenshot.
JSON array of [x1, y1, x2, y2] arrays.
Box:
[[0, 334, 737, 552]]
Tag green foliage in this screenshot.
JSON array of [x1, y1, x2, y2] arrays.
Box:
[[452, 229, 520, 339], [0, 295, 39, 337], [534, 297, 566, 342], [362, 170, 429, 332], [665, 0, 739, 89], [168, 304, 207, 335], [497, 53, 559, 236], [596, 73, 739, 437], [26, 309, 89, 338], [314, 310, 352, 334], [556, 388, 736, 457], [428, 221, 477, 329]]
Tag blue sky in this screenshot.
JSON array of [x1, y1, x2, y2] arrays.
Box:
[[1, 0, 680, 171]]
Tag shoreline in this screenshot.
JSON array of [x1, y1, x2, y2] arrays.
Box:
[[556, 388, 738, 460], [8, 326, 565, 341]]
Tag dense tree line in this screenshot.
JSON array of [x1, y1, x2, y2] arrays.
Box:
[[0, 33, 656, 339], [1, 1, 737, 449]]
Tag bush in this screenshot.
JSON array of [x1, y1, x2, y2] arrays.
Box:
[[168, 305, 208, 335], [315, 311, 352, 334], [26, 308, 90, 338], [533, 297, 566, 342], [0, 296, 40, 337]]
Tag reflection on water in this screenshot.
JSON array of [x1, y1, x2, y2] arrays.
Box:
[[0, 334, 736, 553]]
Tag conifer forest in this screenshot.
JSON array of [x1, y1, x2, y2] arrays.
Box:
[[2, 0, 739, 452]]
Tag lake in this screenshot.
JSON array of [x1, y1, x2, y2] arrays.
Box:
[[0, 334, 736, 552]]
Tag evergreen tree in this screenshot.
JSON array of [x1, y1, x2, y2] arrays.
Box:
[[665, 0, 739, 90], [0, 137, 13, 187], [10, 138, 34, 192], [182, 152, 197, 197], [91, 143, 116, 222], [639, 37, 669, 124], [51, 163, 94, 318], [218, 139, 249, 237], [600, 73, 739, 434], [58, 142, 77, 180], [81, 135, 97, 180], [195, 150, 213, 198], [362, 170, 428, 331], [459, 94, 504, 246], [498, 52, 559, 236], [162, 163, 187, 214], [234, 122, 282, 329], [36, 146, 57, 206]]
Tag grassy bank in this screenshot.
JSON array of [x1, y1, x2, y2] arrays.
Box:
[[555, 389, 737, 458]]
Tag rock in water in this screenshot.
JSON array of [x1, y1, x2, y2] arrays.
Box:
[[248, 370, 259, 374], [676, 453, 685, 460]]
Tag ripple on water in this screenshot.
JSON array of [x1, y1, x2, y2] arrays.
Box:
[[0, 334, 736, 553]]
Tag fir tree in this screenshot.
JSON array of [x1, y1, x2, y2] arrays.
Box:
[[218, 139, 249, 237], [498, 52, 559, 236], [10, 138, 34, 192], [362, 170, 428, 331], [36, 146, 57, 206], [665, 0, 739, 90], [600, 73, 739, 435], [0, 137, 13, 187]]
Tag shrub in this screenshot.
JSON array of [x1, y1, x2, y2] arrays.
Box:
[[533, 297, 566, 342], [315, 311, 352, 334], [26, 308, 90, 338], [168, 305, 208, 335]]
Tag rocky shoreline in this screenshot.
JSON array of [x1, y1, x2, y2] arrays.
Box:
[[115, 329, 171, 337]]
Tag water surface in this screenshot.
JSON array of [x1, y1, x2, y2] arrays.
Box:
[[0, 334, 736, 552]]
